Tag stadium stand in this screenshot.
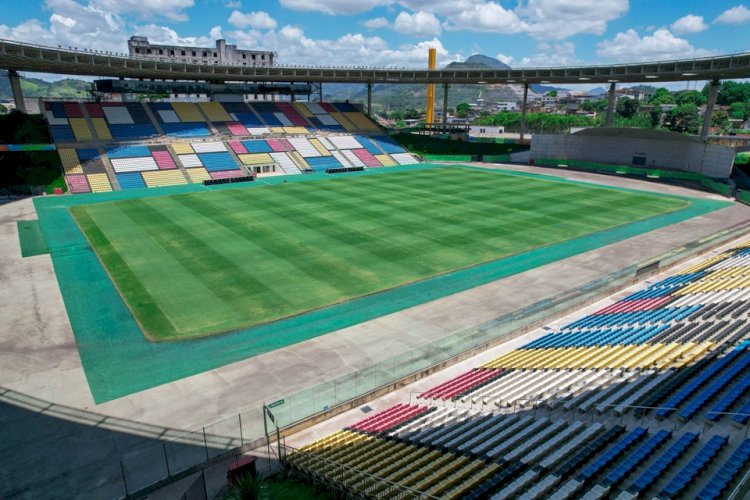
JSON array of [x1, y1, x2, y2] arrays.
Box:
[[148, 102, 211, 138], [282, 241, 750, 499], [41, 100, 418, 193]]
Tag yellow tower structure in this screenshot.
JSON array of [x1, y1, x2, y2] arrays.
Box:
[[425, 48, 436, 126]]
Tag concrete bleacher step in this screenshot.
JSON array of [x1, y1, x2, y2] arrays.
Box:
[[581, 483, 610, 500], [96, 148, 121, 191], [682, 438, 738, 499], [78, 103, 102, 143], [141, 104, 165, 136], [614, 370, 675, 415], [194, 103, 220, 136], [549, 478, 584, 500], [635, 432, 704, 497], [562, 372, 620, 412], [521, 420, 587, 466], [519, 473, 563, 500], [505, 420, 569, 463], [270, 152, 302, 175], [596, 371, 656, 414], [486, 418, 551, 459]]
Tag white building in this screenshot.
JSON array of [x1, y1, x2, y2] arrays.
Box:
[[495, 101, 518, 112], [469, 125, 506, 138], [127, 37, 275, 67]]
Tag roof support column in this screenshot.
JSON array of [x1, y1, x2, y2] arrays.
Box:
[[442, 83, 449, 126], [8, 70, 26, 114], [605, 82, 616, 126], [701, 79, 720, 142], [520, 83, 529, 144], [367, 82, 372, 116]]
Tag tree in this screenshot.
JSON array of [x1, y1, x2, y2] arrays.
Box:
[[703, 80, 750, 105], [648, 88, 675, 106], [388, 110, 404, 121], [580, 100, 607, 112], [616, 97, 639, 118], [611, 113, 652, 129], [712, 110, 731, 134], [729, 102, 750, 120], [547, 90, 558, 97], [675, 90, 707, 107], [650, 106, 662, 127], [403, 108, 421, 120], [665, 104, 699, 134], [456, 102, 470, 118]]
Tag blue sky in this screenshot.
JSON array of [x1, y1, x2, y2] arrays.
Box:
[[2, 1, 750, 72]]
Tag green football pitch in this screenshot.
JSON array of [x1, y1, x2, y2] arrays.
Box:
[[71, 166, 688, 341]]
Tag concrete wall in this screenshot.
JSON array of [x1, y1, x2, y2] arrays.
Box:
[[530, 132, 735, 178]]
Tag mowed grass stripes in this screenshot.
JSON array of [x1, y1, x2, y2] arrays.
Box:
[[71, 167, 688, 341]]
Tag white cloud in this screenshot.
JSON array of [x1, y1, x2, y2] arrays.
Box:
[[134, 24, 214, 47], [715, 5, 750, 24], [596, 28, 714, 62], [495, 52, 514, 66], [670, 14, 708, 34], [0, 0, 217, 55], [517, 41, 577, 67], [443, 2, 527, 33], [228, 24, 461, 67], [363, 17, 389, 29], [0, 1, 127, 52], [441, 0, 625, 38], [228, 10, 277, 30], [89, 0, 195, 22], [519, 0, 629, 40], [393, 11, 441, 36], [50, 14, 78, 28], [278, 0, 627, 39], [224, 0, 241, 7], [278, 0, 388, 15]]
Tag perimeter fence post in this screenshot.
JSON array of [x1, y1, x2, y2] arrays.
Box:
[[120, 460, 129, 496], [201, 470, 208, 500], [163, 441, 171, 477], [239, 413, 244, 446]]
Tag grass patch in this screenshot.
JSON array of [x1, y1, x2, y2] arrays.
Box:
[[71, 167, 687, 342], [17, 220, 49, 257], [264, 474, 332, 499], [45, 175, 67, 194]]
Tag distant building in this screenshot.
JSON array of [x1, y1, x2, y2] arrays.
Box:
[[615, 88, 647, 101], [127, 36, 275, 67], [470, 125, 506, 138], [494, 101, 518, 112]]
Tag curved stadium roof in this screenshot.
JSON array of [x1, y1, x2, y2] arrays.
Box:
[[3, 38, 750, 85]]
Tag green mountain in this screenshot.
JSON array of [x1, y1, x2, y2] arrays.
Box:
[[0, 71, 92, 100], [322, 54, 526, 113], [444, 54, 511, 70], [323, 82, 522, 114]]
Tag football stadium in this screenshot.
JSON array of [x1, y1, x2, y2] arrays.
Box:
[[3, 24, 750, 500]]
